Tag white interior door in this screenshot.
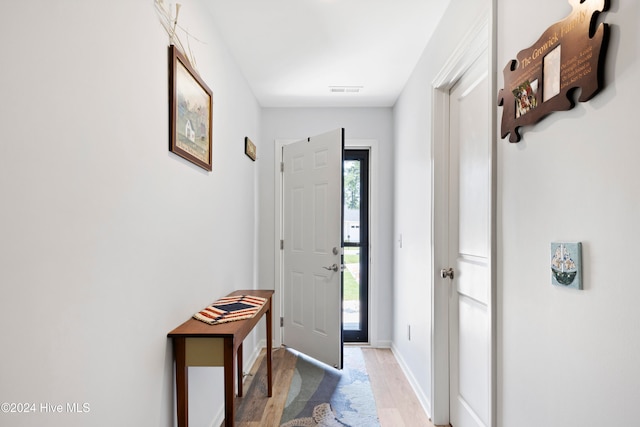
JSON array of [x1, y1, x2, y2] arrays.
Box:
[[282, 128, 344, 369], [447, 51, 492, 427]]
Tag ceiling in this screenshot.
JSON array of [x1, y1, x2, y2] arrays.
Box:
[[204, 0, 450, 108]]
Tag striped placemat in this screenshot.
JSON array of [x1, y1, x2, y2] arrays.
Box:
[[193, 295, 267, 325]]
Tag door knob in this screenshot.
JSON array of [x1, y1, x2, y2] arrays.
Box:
[[323, 264, 339, 272], [440, 268, 454, 279]]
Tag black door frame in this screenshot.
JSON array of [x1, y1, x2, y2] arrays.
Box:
[[343, 149, 369, 343]]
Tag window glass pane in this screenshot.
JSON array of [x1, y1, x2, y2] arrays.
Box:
[[343, 160, 361, 244], [343, 246, 360, 330]]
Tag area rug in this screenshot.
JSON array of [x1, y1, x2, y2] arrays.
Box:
[[279, 347, 380, 427]]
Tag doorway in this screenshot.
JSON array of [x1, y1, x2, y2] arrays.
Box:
[[280, 129, 344, 369], [275, 136, 380, 357], [342, 149, 369, 343], [431, 12, 495, 427]]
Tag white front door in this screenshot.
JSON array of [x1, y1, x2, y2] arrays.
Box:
[[447, 51, 492, 427], [282, 128, 344, 369]]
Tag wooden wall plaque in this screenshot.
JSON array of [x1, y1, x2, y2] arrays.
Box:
[[498, 0, 610, 142]]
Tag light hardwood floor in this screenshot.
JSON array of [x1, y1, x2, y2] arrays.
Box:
[[361, 347, 435, 427], [233, 346, 435, 427], [233, 347, 297, 427]]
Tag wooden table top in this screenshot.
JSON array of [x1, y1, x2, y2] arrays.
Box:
[[167, 289, 274, 338]]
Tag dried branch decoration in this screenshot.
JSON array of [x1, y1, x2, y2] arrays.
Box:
[[154, 0, 203, 72]]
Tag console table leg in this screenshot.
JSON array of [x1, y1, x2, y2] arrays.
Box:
[[223, 337, 235, 427], [237, 343, 243, 397], [174, 337, 188, 427], [266, 304, 273, 397]]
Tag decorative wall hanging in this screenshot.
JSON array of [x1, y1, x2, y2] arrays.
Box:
[[498, 0, 610, 142], [551, 242, 583, 290], [155, 0, 199, 70], [169, 45, 213, 171], [245, 137, 257, 161]]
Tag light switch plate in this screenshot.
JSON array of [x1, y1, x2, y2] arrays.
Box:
[[551, 242, 582, 290]]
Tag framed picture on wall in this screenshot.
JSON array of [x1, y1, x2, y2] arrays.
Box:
[[245, 137, 256, 161], [168, 45, 213, 171]]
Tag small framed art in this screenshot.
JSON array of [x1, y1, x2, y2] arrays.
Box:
[[245, 137, 256, 161], [168, 45, 213, 171], [551, 242, 583, 290]]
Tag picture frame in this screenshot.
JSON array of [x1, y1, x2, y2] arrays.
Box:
[[169, 45, 213, 171], [497, 0, 610, 142], [551, 242, 583, 290], [245, 137, 256, 161]]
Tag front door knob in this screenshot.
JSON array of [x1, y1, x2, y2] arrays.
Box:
[[323, 264, 339, 272]]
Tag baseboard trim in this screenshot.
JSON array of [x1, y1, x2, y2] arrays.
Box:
[[246, 339, 266, 374], [390, 343, 433, 420]]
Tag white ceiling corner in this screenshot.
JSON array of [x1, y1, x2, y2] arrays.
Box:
[[204, 0, 450, 108]]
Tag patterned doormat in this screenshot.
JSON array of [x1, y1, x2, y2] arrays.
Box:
[[279, 347, 380, 427]]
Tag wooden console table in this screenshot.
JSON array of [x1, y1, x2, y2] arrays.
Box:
[[168, 290, 274, 427]]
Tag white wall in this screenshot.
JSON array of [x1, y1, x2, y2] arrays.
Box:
[[0, 1, 260, 426], [392, 0, 491, 415], [258, 108, 394, 347], [497, 1, 640, 426], [394, 0, 640, 425]]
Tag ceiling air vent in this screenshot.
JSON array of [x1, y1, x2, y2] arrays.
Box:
[[329, 86, 363, 93]]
